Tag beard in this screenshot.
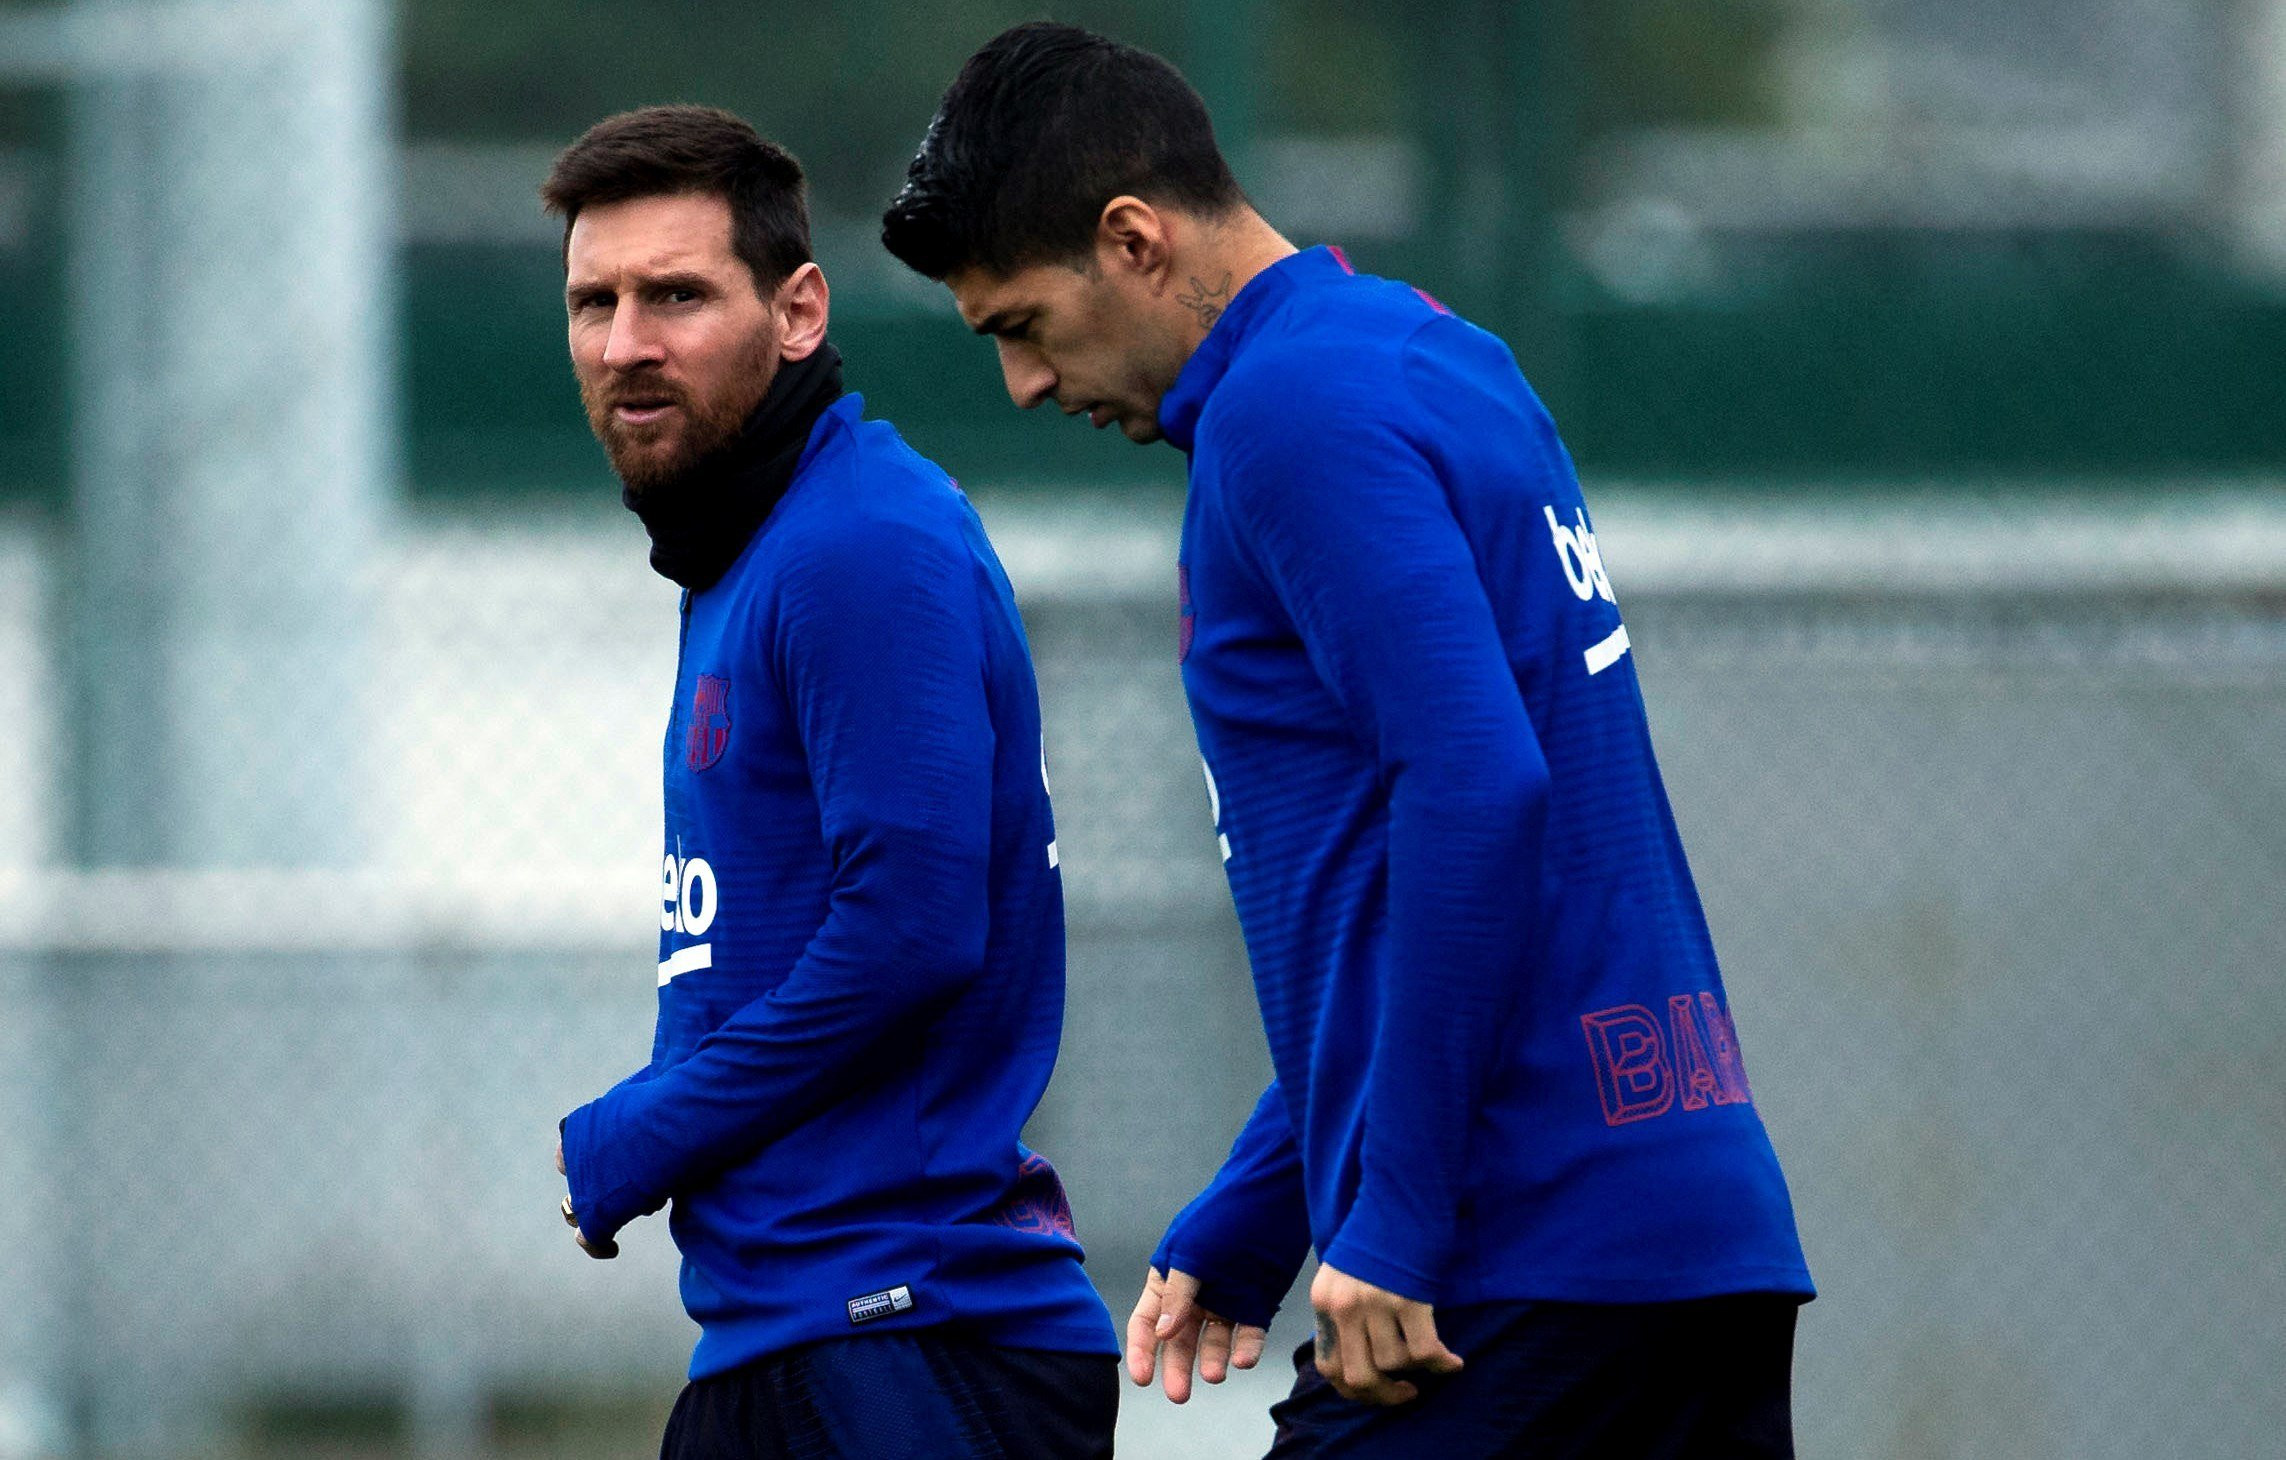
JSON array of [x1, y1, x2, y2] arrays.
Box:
[[580, 330, 780, 498]]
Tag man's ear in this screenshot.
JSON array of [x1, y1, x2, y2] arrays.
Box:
[[775, 262, 831, 361], [1095, 196, 1173, 287]]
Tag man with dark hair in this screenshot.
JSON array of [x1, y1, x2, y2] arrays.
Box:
[[545, 104, 1118, 1459], [885, 24, 1814, 1458]]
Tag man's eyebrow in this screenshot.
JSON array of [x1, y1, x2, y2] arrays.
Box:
[[568, 270, 714, 302]]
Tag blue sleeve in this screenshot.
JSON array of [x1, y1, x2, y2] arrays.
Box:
[[560, 1061, 656, 1138], [1214, 338, 1551, 1301], [1151, 1081, 1313, 1329], [561, 514, 995, 1243], [605, 1062, 658, 1099]]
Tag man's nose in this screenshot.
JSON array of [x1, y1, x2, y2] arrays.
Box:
[[997, 342, 1055, 410], [602, 304, 665, 372]]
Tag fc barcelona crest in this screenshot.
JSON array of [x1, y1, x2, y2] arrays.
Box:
[[687, 674, 732, 770]]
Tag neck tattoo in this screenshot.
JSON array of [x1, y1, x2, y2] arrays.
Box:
[[1179, 271, 1234, 331]]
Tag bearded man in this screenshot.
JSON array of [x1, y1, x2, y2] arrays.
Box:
[[544, 104, 1117, 1460]]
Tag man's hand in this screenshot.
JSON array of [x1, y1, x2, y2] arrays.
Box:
[[556, 1136, 616, 1259], [1126, 1267, 1267, 1403], [1309, 1262, 1463, 1406]]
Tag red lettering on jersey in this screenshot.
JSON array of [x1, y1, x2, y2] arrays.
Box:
[[1668, 994, 1724, 1111], [1581, 1005, 1674, 1126]]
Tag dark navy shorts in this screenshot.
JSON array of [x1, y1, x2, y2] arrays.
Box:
[[657, 1330, 1117, 1460], [1265, 1292, 1802, 1459]]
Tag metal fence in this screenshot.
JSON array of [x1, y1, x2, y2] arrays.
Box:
[[3, 2, 2285, 1457], [3, 490, 2285, 1458]]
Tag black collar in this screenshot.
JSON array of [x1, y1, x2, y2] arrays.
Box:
[[623, 343, 846, 591]]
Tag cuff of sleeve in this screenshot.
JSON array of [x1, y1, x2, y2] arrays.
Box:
[[1321, 1200, 1448, 1307], [1154, 1220, 1296, 1331], [560, 1093, 660, 1246]]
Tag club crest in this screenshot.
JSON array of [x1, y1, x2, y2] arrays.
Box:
[[687, 674, 732, 770]]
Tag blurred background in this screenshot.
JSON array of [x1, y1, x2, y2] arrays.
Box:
[[1, 0, 2283, 1456]]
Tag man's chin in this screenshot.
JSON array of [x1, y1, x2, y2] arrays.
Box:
[[1119, 417, 1165, 445], [604, 437, 697, 498]]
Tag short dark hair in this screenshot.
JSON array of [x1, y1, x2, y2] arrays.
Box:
[[881, 22, 1245, 279], [542, 105, 812, 293]]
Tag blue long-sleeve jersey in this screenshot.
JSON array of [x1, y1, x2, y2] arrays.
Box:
[[561, 394, 1116, 1378], [1151, 247, 1812, 1325]]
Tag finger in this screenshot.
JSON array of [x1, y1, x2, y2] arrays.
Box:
[[1125, 1272, 1166, 1387], [1364, 1307, 1411, 1380], [1197, 1318, 1233, 1384], [1159, 1307, 1201, 1405], [574, 1228, 618, 1260], [1354, 1307, 1421, 1405], [1331, 1355, 1418, 1406], [1231, 1324, 1267, 1371], [1154, 1269, 1203, 1340], [1336, 1311, 1417, 1407], [1152, 1270, 1206, 1402], [1339, 1306, 1375, 1393], [1401, 1306, 1466, 1375]]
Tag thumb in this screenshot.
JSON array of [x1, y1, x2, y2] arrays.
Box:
[[1155, 1268, 1204, 1339]]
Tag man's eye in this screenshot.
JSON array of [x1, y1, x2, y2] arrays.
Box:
[[665, 288, 701, 305], [572, 293, 611, 312]]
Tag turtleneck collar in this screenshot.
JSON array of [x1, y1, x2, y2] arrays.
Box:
[[622, 342, 846, 591]]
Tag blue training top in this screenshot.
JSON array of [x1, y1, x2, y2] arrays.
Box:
[[561, 395, 1116, 1378], [1150, 248, 1814, 1325]]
